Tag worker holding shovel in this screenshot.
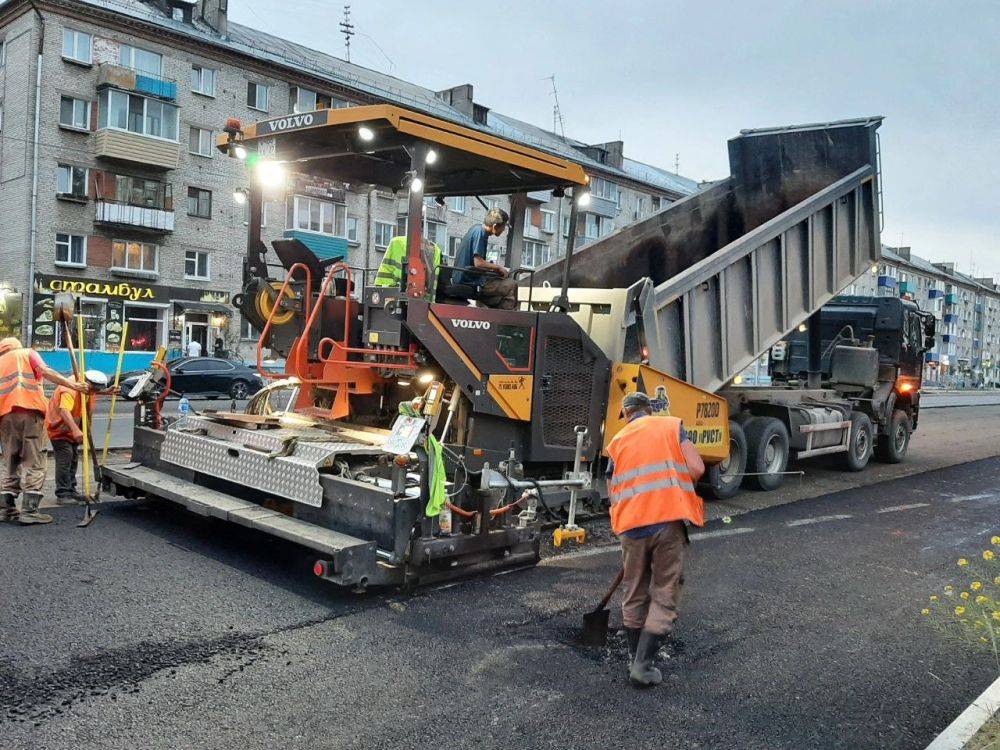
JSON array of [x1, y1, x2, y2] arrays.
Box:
[[606, 391, 705, 687], [45, 370, 111, 507]]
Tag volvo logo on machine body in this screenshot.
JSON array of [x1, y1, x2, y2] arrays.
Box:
[[261, 113, 317, 134], [451, 319, 491, 331]]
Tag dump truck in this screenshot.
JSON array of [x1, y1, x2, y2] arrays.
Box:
[[101, 108, 898, 588], [529, 117, 933, 498]]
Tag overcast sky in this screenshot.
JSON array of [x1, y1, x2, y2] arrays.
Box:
[[231, 0, 999, 277]]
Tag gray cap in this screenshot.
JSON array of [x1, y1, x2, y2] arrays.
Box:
[[622, 391, 651, 411]]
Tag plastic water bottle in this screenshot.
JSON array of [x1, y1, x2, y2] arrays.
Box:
[[178, 395, 190, 417]]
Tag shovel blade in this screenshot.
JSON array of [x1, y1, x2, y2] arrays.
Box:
[[578, 607, 611, 648], [77, 506, 98, 528]]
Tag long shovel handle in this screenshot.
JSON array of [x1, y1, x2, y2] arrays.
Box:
[[595, 568, 625, 612]]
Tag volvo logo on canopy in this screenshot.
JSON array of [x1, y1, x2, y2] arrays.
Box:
[[261, 113, 317, 134]]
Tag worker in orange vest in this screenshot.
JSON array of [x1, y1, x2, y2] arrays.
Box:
[[46, 369, 109, 506], [606, 391, 705, 687], [0, 337, 88, 525]]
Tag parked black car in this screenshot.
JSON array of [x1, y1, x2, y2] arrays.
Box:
[[121, 357, 265, 400]]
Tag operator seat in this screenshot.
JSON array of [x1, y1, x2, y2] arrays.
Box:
[[435, 265, 478, 306]]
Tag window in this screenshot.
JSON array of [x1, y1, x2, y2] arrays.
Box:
[[55, 233, 87, 266], [484, 197, 502, 211], [448, 196, 466, 213], [522, 240, 550, 269], [191, 65, 216, 96], [189, 126, 214, 157], [187, 187, 212, 218], [561, 215, 570, 237], [583, 214, 613, 240], [185, 250, 210, 279], [56, 300, 104, 350], [589, 176, 619, 202], [115, 174, 171, 209], [124, 304, 164, 351], [374, 221, 394, 248], [247, 82, 269, 111], [346, 216, 360, 243], [112, 240, 158, 273], [98, 90, 178, 140], [425, 220, 446, 248], [59, 95, 90, 130], [496, 324, 532, 368], [241, 199, 268, 227], [541, 209, 555, 233], [62, 29, 92, 64], [287, 195, 345, 236], [119, 44, 161, 76], [56, 165, 88, 198], [292, 86, 320, 113], [447, 236, 462, 260], [0, 39, 5, 67]]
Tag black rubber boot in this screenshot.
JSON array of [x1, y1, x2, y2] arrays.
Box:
[[629, 630, 663, 688], [1, 493, 18, 523], [624, 627, 641, 664], [18, 493, 52, 525]]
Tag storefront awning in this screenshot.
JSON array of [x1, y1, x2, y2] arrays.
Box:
[[174, 301, 232, 315]]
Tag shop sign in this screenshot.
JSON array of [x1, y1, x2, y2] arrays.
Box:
[[46, 279, 157, 301]]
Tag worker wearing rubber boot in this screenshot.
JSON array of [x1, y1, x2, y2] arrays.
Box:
[[0, 337, 88, 524], [46, 370, 108, 506], [606, 391, 705, 687], [374, 236, 442, 298]]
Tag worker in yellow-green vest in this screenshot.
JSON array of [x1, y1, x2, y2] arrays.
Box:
[[374, 236, 442, 299]]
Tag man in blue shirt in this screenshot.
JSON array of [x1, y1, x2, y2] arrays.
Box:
[[454, 208, 518, 309]]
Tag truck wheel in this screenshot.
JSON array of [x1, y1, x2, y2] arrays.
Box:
[[874, 409, 911, 464], [841, 412, 874, 471], [742, 417, 789, 491], [700, 420, 748, 500]]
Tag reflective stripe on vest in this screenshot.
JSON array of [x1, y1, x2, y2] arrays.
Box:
[[0, 349, 48, 418], [606, 415, 704, 533]]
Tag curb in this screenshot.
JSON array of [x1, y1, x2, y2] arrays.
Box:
[[925, 674, 1000, 750]]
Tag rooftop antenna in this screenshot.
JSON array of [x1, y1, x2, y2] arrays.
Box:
[[339, 4, 355, 62], [545, 75, 565, 138], [674, 153, 680, 174]]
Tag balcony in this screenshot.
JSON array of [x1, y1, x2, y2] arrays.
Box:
[[526, 189, 552, 203], [586, 195, 618, 219], [95, 200, 174, 232], [942, 334, 955, 343], [523, 222, 541, 240], [97, 63, 177, 101], [95, 129, 180, 170], [943, 313, 958, 324], [897, 281, 911, 294], [928, 288, 944, 298], [924, 351, 939, 363], [283, 230, 348, 261], [945, 293, 958, 305], [877, 275, 897, 288]]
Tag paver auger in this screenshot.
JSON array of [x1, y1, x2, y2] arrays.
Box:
[[102, 104, 728, 589]]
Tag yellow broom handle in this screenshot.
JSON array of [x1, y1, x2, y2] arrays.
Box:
[[77, 313, 91, 498], [101, 321, 128, 466]]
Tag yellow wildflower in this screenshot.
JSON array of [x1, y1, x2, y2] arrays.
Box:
[[955, 606, 966, 615], [971, 581, 983, 591], [921, 608, 930, 616], [976, 595, 989, 605], [993, 611, 1000, 622], [994, 577, 1000, 586], [974, 621, 982, 629], [991, 535, 1000, 545], [960, 591, 970, 600], [945, 585, 954, 592], [958, 558, 969, 567], [930, 595, 939, 602], [984, 550, 995, 561], [981, 637, 989, 643]]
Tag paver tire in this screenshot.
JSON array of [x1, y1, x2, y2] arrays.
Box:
[[742, 417, 789, 491]]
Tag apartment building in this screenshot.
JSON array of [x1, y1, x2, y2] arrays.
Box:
[[845, 247, 1000, 385], [0, 0, 698, 369]]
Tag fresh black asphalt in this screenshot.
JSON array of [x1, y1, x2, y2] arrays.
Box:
[[0, 458, 997, 749]]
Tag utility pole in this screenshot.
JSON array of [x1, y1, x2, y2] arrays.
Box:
[[545, 75, 565, 137], [339, 5, 355, 62]]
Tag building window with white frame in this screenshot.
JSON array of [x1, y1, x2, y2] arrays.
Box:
[[112, 240, 158, 274], [187, 187, 212, 218], [522, 240, 550, 269], [374, 221, 394, 249], [448, 196, 466, 213], [541, 209, 555, 233], [346, 217, 360, 243], [59, 95, 90, 130], [119, 44, 161, 76], [56, 164, 88, 199], [185, 250, 210, 280], [189, 126, 214, 157], [62, 29, 92, 64], [97, 90, 178, 140], [425, 219, 446, 248], [55, 233, 87, 266], [589, 176, 619, 203], [288, 195, 345, 236], [446, 236, 462, 261], [124, 304, 165, 351], [290, 87, 339, 113], [191, 65, 216, 96], [247, 82, 268, 111]]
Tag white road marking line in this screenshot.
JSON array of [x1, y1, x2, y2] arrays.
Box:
[[948, 493, 994, 503], [786, 514, 853, 527], [876, 502, 931, 514], [539, 545, 619, 565], [690, 527, 755, 541]]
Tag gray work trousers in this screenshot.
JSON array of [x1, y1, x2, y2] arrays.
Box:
[[51, 439, 79, 500], [478, 278, 519, 310], [0, 409, 47, 495], [619, 520, 687, 635]]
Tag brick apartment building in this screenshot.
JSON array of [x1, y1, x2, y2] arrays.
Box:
[[0, 0, 698, 370]]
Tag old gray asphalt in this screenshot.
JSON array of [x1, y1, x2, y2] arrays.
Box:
[[0, 458, 997, 749]]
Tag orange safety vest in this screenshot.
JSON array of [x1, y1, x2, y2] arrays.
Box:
[[606, 415, 704, 533], [0, 348, 49, 418], [45, 385, 93, 442]]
